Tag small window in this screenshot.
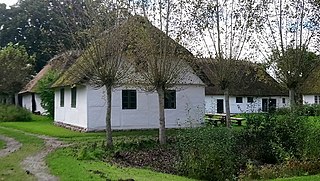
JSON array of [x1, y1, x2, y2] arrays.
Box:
[[282, 98, 286, 104], [60, 88, 64, 107], [236, 97, 243, 103], [315, 96, 319, 104], [71, 87, 77, 108], [122, 90, 137, 109], [165, 90, 176, 109], [247, 97, 254, 103]]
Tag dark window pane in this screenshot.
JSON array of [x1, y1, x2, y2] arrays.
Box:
[[71, 87, 77, 108], [122, 90, 137, 109], [247, 97, 253, 103], [165, 90, 176, 109], [236, 97, 243, 103], [60, 88, 64, 107]]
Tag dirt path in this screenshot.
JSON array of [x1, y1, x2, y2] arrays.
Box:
[[21, 135, 65, 181], [0, 126, 66, 181], [0, 134, 22, 158]]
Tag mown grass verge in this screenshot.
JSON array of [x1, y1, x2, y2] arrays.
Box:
[[0, 139, 5, 150], [47, 147, 196, 181], [0, 127, 43, 181], [271, 174, 320, 181]]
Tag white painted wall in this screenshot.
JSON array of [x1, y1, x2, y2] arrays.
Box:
[[21, 93, 47, 114], [54, 86, 88, 128], [35, 94, 45, 113], [205, 95, 289, 114], [22, 94, 32, 112], [86, 84, 205, 131], [302, 95, 318, 104]]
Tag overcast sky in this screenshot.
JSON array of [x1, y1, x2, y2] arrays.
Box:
[[0, 0, 18, 7]]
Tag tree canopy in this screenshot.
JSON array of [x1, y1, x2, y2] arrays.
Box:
[[0, 43, 35, 95]]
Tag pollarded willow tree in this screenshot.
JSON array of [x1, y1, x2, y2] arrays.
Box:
[[190, 0, 259, 127], [124, 0, 198, 144], [57, 0, 134, 147], [253, 0, 320, 105], [125, 16, 195, 145]]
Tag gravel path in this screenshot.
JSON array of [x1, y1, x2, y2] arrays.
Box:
[[0, 134, 22, 158], [21, 135, 65, 181]]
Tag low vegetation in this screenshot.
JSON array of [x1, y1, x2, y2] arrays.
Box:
[[0, 139, 5, 150], [0, 104, 31, 122], [1, 105, 320, 180], [0, 127, 43, 180]]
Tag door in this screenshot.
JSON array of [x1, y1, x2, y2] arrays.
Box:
[[262, 98, 276, 112], [262, 99, 268, 112], [269, 99, 276, 112], [217, 99, 224, 113]]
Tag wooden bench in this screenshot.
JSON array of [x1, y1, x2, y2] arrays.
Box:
[[205, 117, 223, 126], [230, 117, 245, 126]]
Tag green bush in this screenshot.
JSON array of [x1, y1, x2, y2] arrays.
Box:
[[276, 105, 320, 116], [176, 127, 237, 181], [238, 113, 308, 164], [303, 118, 320, 160], [0, 104, 32, 122], [242, 159, 320, 180], [36, 70, 59, 118]]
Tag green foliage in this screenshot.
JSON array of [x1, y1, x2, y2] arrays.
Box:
[[176, 127, 237, 181], [0, 104, 32, 122], [243, 160, 320, 180], [36, 70, 59, 117], [76, 141, 106, 160], [0, 43, 34, 94], [303, 118, 320, 160], [239, 114, 308, 164], [276, 104, 320, 117]]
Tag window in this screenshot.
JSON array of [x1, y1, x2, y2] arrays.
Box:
[[122, 90, 137, 109], [247, 97, 254, 103], [236, 97, 243, 103], [315, 96, 319, 104], [71, 87, 77, 108], [165, 90, 176, 109], [282, 98, 286, 104], [60, 88, 64, 107]]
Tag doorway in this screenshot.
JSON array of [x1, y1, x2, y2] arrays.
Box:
[[217, 99, 224, 113]]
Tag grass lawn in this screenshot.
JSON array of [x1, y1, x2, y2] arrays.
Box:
[[0, 127, 44, 181], [0, 139, 5, 150], [0, 115, 196, 181], [271, 175, 320, 181], [47, 147, 196, 181], [0, 115, 180, 141]]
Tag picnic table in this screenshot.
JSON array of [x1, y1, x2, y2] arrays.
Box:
[[205, 113, 245, 126]]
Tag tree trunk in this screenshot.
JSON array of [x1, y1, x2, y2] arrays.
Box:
[[157, 88, 166, 145], [289, 88, 295, 107], [105, 86, 113, 147], [224, 88, 231, 128]]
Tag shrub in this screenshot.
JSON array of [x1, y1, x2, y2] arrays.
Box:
[[176, 127, 237, 181], [276, 104, 320, 116], [0, 104, 32, 122], [242, 159, 320, 180], [303, 118, 320, 160], [36, 70, 59, 118], [238, 113, 308, 164]]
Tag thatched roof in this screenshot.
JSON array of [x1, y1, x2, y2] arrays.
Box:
[[52, 15, 210, 88], [19, 51, 81, 94], [300, 64, 320, 95], [200, 60, 288, 96]]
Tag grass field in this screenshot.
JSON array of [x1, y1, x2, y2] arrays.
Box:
[[0, 139, 5, 150], [47, 147, 196, 181], [1, 115, 320, 181], [0, 127, 43, 181]]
